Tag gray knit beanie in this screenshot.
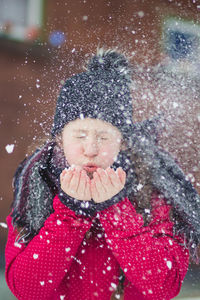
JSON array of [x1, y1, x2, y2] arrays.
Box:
[[51, 48, 133, 139]]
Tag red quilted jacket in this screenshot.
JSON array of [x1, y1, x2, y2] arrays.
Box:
[[5, 194, 189, 300]]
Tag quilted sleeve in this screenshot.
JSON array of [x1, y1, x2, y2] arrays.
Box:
[[5, 195, 92, 300], [99, 195, 189, 300]]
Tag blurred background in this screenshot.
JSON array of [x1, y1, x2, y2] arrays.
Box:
[[0, 0, 200, 299]]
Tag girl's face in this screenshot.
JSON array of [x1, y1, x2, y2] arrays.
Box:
[[60, 118, 122, 173]]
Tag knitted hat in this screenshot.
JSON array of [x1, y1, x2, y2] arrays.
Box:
[[51, 48, 133, 139]]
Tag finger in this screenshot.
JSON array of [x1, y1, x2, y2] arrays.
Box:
[[96, 168, 109, 191], [60, 169, 73, 185], [60, 168, 67, 181], [61, 168, 67, 176], [91, 177, 100, 201], [88, 175, 93, 198], [69, 168, 81, 193], [85, 175, 91, 200], [106, 167, 120, 188], [77, 170, 87, 196], [93, 171, 106, 193], [116, 167, 126, 186]]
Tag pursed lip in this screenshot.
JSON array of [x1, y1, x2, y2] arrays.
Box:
[[83, 164, 100, 172]]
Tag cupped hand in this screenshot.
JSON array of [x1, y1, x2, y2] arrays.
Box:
[[60, 166, 91, 201], [91, 167, 126, 203]]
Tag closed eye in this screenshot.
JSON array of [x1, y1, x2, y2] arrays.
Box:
[[75, 136, 86, 139], [99, 137, 108, 140]]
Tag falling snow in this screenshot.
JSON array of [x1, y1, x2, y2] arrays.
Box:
[[136, 183, 143, 191], [166, 261, 172, 270], [138, 11, 144, 17], [5, 144, 14, 154], [14, 242, 22, 248], [0, 222, 7, 228]]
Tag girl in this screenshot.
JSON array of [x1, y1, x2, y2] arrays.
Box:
[[5, 49, 200, 300]]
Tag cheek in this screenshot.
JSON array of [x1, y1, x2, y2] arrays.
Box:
[[63, 143, 83, 164], [99, 145, 120, 165]]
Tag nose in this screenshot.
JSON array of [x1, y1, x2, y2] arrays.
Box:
[[83, 137, 98, 157]]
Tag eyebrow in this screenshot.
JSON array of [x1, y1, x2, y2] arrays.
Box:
[[73, 129, 109, 134]]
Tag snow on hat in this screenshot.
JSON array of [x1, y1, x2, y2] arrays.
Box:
[[51, 48, 133, 139]]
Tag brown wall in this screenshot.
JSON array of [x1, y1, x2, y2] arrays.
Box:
[[0, 0, 200, 250]]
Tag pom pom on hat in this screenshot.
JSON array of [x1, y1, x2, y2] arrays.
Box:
[[87, 48, 132, 80]]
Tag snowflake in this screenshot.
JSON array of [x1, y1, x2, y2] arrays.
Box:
[[0, 222, 7, 228], [166, 261, 172, 270], [14, 242, 22, 248], [5, 144, 14, 154]]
